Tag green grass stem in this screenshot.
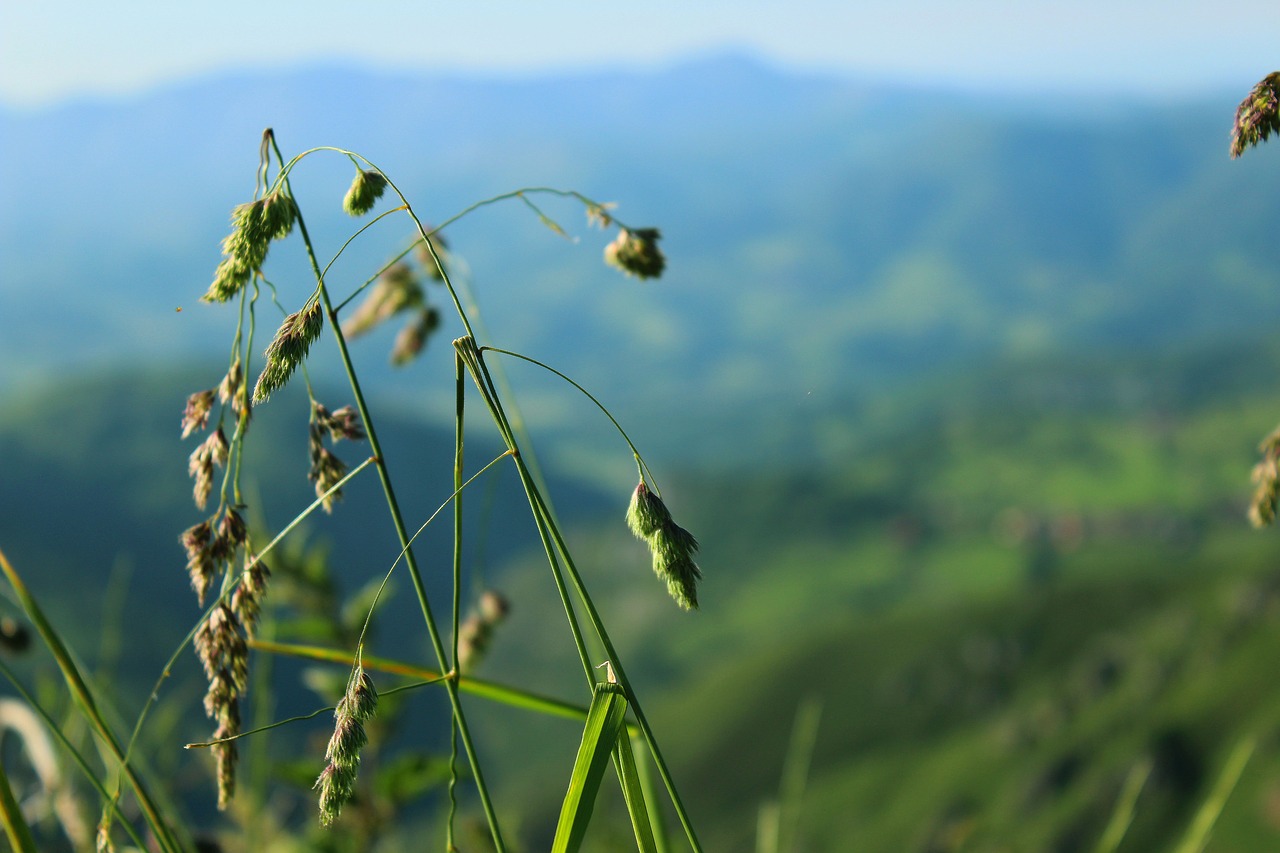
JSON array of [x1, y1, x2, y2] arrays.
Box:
[[1172, 735, 1256, 853], [0, 546, 184, 853], [271, 137, 506, 849]]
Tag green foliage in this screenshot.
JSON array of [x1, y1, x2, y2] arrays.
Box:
[[0, 130, 702, 852]]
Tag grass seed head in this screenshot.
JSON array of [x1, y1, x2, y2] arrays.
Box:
[[181, 519, 217, 605], [1232, 72, 1280, 158], [390, 307, 440, 366], [343, 169, 388, 216], [315, 666, 377, 825], [181, 389, 216, 439], [212, 715, 239, 810], [253, 300, 324, 403], [651, 522, 702, 611], [188, 428, 228, 510], [262, 189, 296, 240], [342, 262, 423, 339], [605, 227, 666, 279]]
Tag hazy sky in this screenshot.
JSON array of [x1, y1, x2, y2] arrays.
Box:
[[1, 0, 1277, 106]]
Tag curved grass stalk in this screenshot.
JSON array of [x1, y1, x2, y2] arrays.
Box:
[[456, 339, 703, 851], [0, 759, 36, 853], [185, 675, 445, 749], [0, 659, 150, 852], [269, 137, 506, 850], [481, 346, 662, 491], [0, 546, 184, 853], [121, 455, 376, 774], [243, 639, 614, 726]]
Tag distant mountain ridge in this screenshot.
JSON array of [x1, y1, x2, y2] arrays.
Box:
[[1, 54, 1276, 463]]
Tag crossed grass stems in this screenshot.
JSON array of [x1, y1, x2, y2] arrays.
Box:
[[2, 130, 703, 852]]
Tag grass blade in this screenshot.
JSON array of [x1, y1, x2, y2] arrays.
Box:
[[1093, 757, 1153, 853], [614, 731, 659, 853], [1172, 734, 1256, 853], [552, 682, 629, 853], [0, 760, 37, 853]]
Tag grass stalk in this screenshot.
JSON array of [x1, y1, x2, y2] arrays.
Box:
[[1093, 757, 1153, 853], [1172, 734, 1256, 853], [0, 760, 37, 853], [457, 338, 703, 850], [270, 137, 507, 849], [0, 546, 184, 853]]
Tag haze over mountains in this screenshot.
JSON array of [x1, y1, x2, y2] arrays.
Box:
[[2, 53, 1277, 465], [9, 54, 1280, 849]]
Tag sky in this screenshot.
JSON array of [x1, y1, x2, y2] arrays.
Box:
[[1, 1, 1278, 106]]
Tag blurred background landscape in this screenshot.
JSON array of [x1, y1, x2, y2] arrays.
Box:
[[4, 3, 1280, 850]]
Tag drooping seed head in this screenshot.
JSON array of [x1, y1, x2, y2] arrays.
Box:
[[627, 481, 672, 540], [343, 169, 388, 216], [253, 300, 324, 403], [342, 262, 423, 339], [262, 189, 296, 240], [181, 389, 216, 439], [180, 519, 217, 605], [605, 227, 666, 279], [585, 201, 617, 229], [390, 307, 440, 366], [650, 521, 702, 611], [1232, 72, 1280, 159]]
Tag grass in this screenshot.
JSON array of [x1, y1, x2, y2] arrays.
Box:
[[0, 130, 707, 852]]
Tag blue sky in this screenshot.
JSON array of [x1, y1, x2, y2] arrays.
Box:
[[1, 0, 1277, 105]]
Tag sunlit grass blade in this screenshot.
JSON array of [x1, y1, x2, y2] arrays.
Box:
[[1172, 734, 1256, 853], [552, 682, 629, 853], [1093, 756, 1153, 853], [613, 730, 658, 853], [0, 546, 183, 853], [0, 761, 36, 853], [634, 739, 671, 853], [248, 638, 605, 722]]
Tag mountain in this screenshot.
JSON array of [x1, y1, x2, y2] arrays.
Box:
[[2, 55, 1278, 471]]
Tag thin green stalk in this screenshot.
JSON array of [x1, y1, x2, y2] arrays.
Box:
[[635, 738, 672, 853], [1173, 735, 1256, 853], [187, 676, 444, 749], [775, 697, 822, 853], [522, 465, 703, 851], [122, 455, 375, 775], [482, 346, 660, 491], [458, 340, 702, 850], [1093, 757, 1153, 853], [0, 760, 36, 853], [271, 137, 505, 850], [455, 339, 595, 686], [447, 350, 465, 851], [0, 546, 183, 853], [0, 659, 149, 852]]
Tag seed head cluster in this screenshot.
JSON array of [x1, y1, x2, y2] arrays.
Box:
[[626, 481, 702, 610], [343, 261, 441, 366], [194, 603, 250, 809], [309, 400, 366, 512], [316, 665, 379, 825], [343, 169, 388, 216], [1250, 426, 1280, 527], [204, 189, 296, 303], [253, 299, 324, 404], [605, 227, 666, 280], [1232, 72, 1280, 159], [456, 590, 511, 673], [179, 362, 273, 810]]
